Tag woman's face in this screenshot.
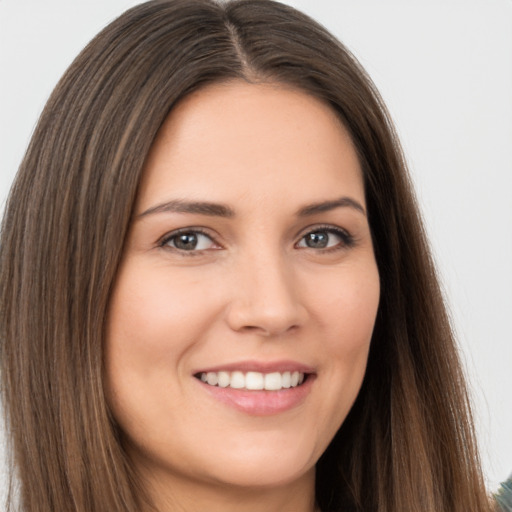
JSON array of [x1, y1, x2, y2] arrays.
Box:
[[105, 81, 380, 500]]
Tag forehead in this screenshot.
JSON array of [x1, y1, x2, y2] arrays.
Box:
[[136, 80, 364, 213]]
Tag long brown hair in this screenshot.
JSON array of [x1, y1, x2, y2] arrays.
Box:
[[0, 1, 492, 511]]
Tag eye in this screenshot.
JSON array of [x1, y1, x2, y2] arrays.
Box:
[[160, 229, 218, 252], [296, 227, 354, 250]]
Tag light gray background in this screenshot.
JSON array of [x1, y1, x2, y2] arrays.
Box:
[[1, 0, 511, 497]]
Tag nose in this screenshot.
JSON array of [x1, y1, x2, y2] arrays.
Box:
[[225, 251, 307, 337]]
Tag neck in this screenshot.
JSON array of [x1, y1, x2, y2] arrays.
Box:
[[140, 466, 318, 512]]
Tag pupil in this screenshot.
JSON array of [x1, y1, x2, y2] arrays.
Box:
[[175, 233, 197, 250], [306, 232, 328, 248]]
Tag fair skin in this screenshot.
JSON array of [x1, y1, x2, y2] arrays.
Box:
[[105, 81, 380, 512]]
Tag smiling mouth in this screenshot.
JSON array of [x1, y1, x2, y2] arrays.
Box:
[[195, 370, 307, 391]]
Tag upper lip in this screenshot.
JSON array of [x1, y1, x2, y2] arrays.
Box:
[[193, 360, 316, 375]]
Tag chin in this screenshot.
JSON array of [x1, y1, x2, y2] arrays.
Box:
[[197, 434, 319, 489], [207, 458, 315, 490]]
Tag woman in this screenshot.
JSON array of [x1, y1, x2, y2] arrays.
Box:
[[0, 0, 499, 511]]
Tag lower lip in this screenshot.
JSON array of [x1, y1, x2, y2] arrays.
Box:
[[196, 376, 315, 416]]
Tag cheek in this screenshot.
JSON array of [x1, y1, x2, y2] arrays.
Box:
[[314, 260, 380, 348], [106, 262, 218, 362], [310, 260, 379, 407], [103, 262, 221, 416]]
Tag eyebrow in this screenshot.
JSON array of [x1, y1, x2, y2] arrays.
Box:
[[138, 199, 235, 219], [296, 197, 366, 217], [137, 195, 366, 219]]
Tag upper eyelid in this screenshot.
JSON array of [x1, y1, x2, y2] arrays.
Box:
[[296, 223, 351, 239], [295, 224, 356, 251], [157, 223, 353, 249], [158, 227, 219, 247]]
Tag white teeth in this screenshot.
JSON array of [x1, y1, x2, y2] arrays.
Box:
[[217, 371, 230, 388], [245, 371, 264, 390], [230, 371, 245, 389], [206, 372, 218, 386], [264, 372, 282, 390], [197, 370, 307, 391]]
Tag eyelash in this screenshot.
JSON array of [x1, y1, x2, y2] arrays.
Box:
[[296, 225, 355, 252], [159, 227, 217, 255], [158, 225, 355, 256]]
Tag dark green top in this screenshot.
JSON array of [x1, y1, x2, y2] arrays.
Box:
[[495, 477, 512, 511]]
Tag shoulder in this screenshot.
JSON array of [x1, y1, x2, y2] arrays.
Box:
[[495, 476, 512, 511]]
